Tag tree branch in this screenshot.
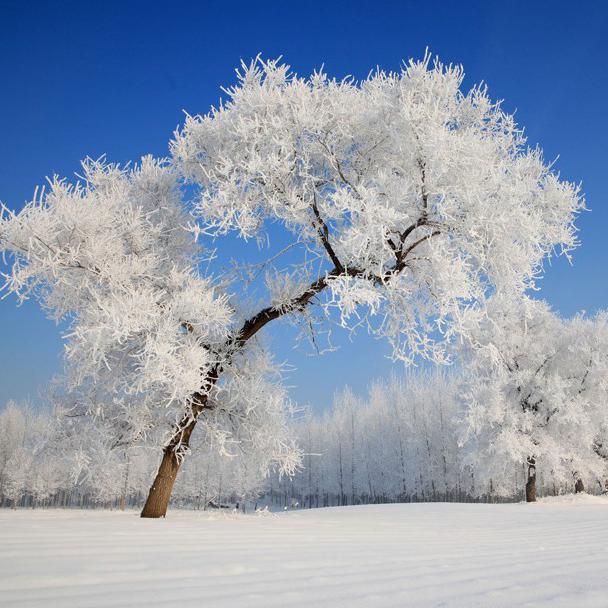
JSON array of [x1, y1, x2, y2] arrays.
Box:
[[387, 159, 433, 268], [166, 217, 441, 452], [311, 193, 343, 271], [234, 267, 347, 347], [388, 230, 441, 278]]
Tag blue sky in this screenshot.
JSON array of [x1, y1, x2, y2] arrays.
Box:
[[1, 0, 607, 409]]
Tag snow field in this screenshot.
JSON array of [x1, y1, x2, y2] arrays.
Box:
[[1, 498, 607, 608]]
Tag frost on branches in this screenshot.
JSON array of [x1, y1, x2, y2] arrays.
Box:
[[460, 297, 608, 501], [0, 55, 583, 516]]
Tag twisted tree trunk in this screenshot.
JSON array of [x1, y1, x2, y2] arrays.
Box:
[[141, 404, 203, 518], [140, 448, 182, 518]]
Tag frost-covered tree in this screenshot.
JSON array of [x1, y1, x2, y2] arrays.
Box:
[[0, 55, 582, 517], [460, 297, 608, 501]]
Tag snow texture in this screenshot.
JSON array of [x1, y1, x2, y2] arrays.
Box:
[[1, 499, 607, 607]]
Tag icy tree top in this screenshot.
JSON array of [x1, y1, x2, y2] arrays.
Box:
[[172, 54, 583, 363], [0, 54, 584, 461]]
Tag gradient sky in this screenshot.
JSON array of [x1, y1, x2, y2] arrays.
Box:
[[1, 0, 607, 410]]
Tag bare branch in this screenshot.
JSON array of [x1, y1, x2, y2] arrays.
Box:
[[311, 192, 343, 271]]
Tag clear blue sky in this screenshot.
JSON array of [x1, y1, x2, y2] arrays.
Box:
[[1, 0, 607, 409]]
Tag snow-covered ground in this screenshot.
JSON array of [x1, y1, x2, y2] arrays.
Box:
[[1, 497, 607, 607]]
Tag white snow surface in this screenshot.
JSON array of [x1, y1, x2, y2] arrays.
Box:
[[1, 498, 607, 607]]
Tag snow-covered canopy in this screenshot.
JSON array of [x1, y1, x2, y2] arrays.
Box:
[[0, 55, 584, 481], [173, 55, 582, 362]]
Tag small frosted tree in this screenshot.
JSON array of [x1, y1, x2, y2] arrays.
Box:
[[460, 296, 608, 501], [1, 55, 582, 517]]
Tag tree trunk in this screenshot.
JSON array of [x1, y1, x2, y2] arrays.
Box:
[[574, 478, 584, 494], [525, 459, 536, 503], [139, 267, 346, 518], [140, 449, 182, 518], [141, 386, 212, 518]]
